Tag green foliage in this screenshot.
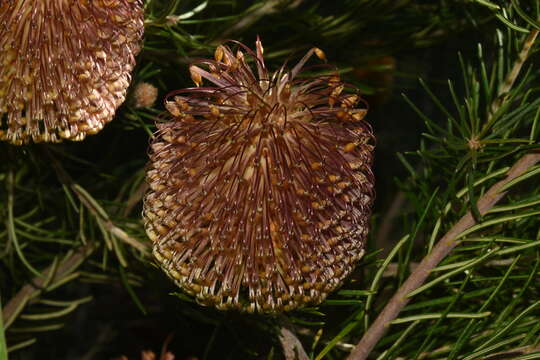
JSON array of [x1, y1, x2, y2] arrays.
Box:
[[1, 0, 539, 359]]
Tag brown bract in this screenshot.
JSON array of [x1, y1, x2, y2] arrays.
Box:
[[0, 0, 144, 145], [143, 40, 375, 313]]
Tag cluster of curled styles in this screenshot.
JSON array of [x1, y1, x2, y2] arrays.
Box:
[[0, 0, 144, 145], [143, 39, 375, 313]]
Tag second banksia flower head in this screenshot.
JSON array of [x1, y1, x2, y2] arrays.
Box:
[[144, 40, 375, 312], [0, 0, 144, 145]]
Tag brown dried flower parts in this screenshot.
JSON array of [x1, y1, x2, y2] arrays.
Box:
[[0, 0, 144, 145], [133, 82, 158, 108], [144, 40, 375, 313]]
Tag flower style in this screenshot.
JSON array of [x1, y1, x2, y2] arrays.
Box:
[[0, 0, 144, 145], [144, 39, 375, 312]]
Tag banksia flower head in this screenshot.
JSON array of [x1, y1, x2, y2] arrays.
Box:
[[144, 39, 375, 313], [0, 0, 144, 145]]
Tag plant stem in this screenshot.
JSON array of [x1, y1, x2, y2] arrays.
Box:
[[1, 243, 95, 330], [44, 147, 150, 254], [347, 151, 540, 360], [489, 29, 539, 117], [280, 327, 309, 360]]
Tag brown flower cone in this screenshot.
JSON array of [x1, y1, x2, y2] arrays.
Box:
[[143, 40, 375, 313], [0, 0, 144, 145]]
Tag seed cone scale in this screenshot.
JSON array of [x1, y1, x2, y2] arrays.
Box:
[[144, 40, 375, 313], [0, 0, 144, 145]]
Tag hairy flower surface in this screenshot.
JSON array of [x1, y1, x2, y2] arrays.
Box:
[[144, 40, 375, 312], [133, 82, 158, 108], [0, 0, 144, 145]]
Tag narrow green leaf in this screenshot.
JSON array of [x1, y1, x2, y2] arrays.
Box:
[[457, 211, 540, 240], [473, 0, 500, 10], [498, 253, 540, 326], [391, 311, 491, 324], [110, 232, 128, 267], [459, 52, 471, 99], [8, 323, 64, 333], [37, 296, 93, 307], [476, 300, 540, 352], [315, 320, 360, 360], [401, 188, 438, 284], [530, 106, 540, 144], [337, 290, 374, 297], [477, 43, 493, 104], [72, 184, 109, 220], [512, 0, 540, 31], [455, 166, 509, 199], [408, 249, 498, 298], [467, 171, 482, 222], [427, 217, 442, 253], [6, 182, 43, 278], [46, 272, 81, 292], [322, 299, 363, 306], [119, 265, 147, 315], [497, 240, 540, 256], [6, 338, 36, 353], [376, 321, 420, 360], [61, 184, 79, 214], [402, 94, 446, 135], [179, 15, 241, 24], [448, 79, 467, 125], [463, 236, 527, 244], [419, 78, 465, 137], [512, 353, 540, 360], [521, 313, 540, 345], [499, 165, 540, 192], [20, 301, 85, 321], [403, 287, 494, 311], [494, 13, 530, 33], [97, 219, 113, 251], [365, 235, 410, 313], [176, 1, 208, 20], [0, 296, 8, 360], [463, 334, 526, 360]]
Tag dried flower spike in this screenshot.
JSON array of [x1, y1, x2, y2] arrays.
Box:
[[0, 0, 144, 145], [144, 40, 375, 313]]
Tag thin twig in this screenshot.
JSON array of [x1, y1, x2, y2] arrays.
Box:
[[279, 327, 310, 360], [489, 29, 539, 118], [44, 148, 150, 254], [2, 243, 96, 330], [347, 152, 540, 360], [349, 27, 540, 359], [278, 316, 310, 360]]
